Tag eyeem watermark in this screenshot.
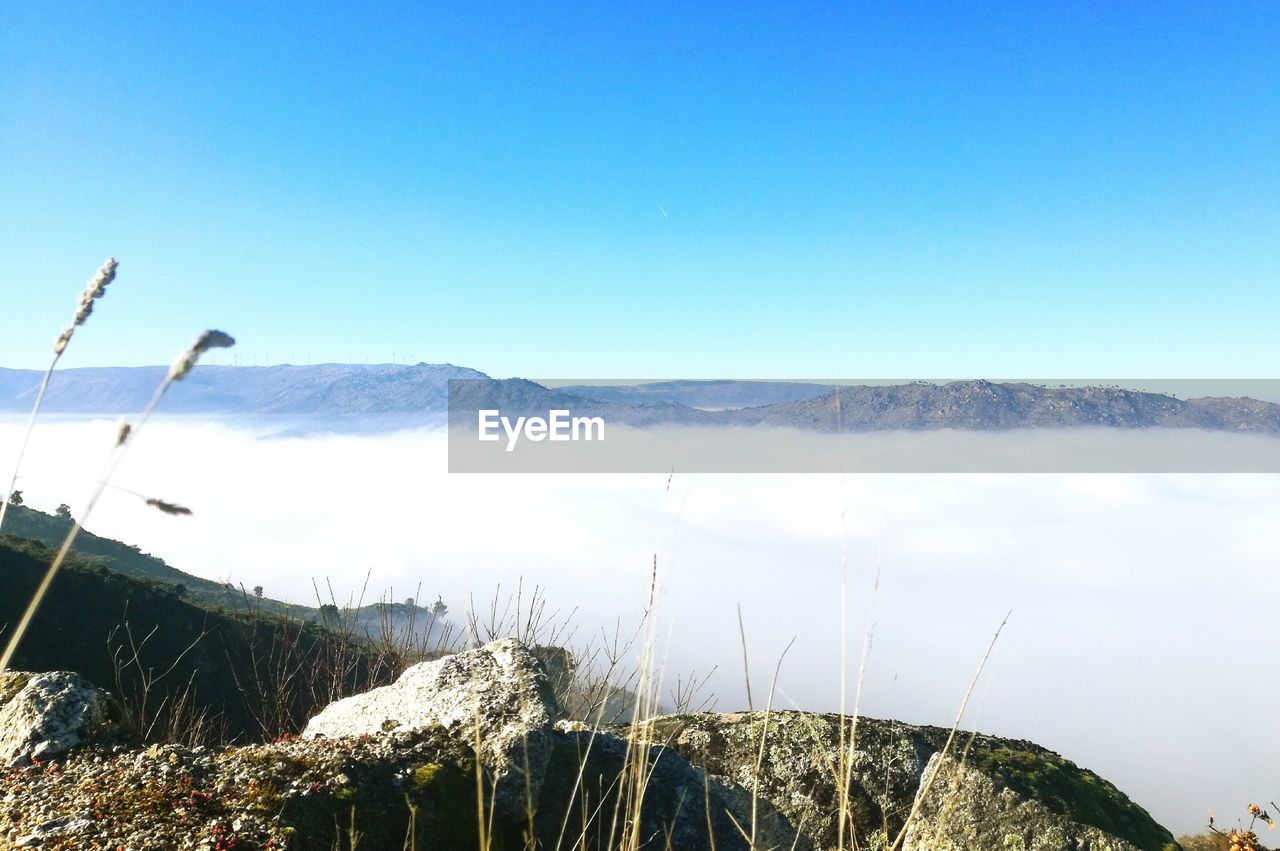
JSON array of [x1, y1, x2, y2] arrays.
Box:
[[449, 378, 1280, 472], [478, 409, 606, 451]]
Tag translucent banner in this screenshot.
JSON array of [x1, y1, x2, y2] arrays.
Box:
[[447, 379, 1280, 473]]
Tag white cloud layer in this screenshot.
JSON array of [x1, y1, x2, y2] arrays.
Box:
[[2, 416, 1277, 835]]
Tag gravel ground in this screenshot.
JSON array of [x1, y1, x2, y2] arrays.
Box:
[[0, 730, 480, 851]]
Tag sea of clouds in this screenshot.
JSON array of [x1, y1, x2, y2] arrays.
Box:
[[2, 415, 1277, 835]]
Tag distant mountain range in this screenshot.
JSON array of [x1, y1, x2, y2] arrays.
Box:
[[2, 365, 1279, 434], [734, 380, 1280, 432], [558, 380, 839, 410], [0, 363, 486, 416], [456, 377, 1280, 433]]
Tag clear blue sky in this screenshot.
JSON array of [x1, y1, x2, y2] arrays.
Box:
[[1, 2, 1276, 377]]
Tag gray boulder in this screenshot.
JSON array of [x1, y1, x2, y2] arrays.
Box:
[[0, 721, 808, 851], [538, 723, 807, 851], [302, 638, 559, 818], [299, 641, 807, 849], [0, 660, 1174, 851], [640, 711, 934, 849], [0, 671, 129, 767], [902, 752, 1151, 851], [644, 711, 1177, 851]]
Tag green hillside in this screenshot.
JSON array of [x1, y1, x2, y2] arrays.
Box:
[[2, 503, 293, 614], [0, 535, 399, 742], [0, 504, 444, 639]]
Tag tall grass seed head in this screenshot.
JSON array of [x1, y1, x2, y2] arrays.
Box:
[[54, 258, 118, 355], [168, 330, 236, 381], [145, 498, 193, 516]]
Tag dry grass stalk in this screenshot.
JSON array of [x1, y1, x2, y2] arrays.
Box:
[[144, 498, 193, 516], [0, 329, 235, 677], [55, 258, 119, 354], [108, 605, 224, 746], [168, 330, 235, 382], [837, 553, 880, 850], [888, 611, 1010, 851], [0, 258, 118, 534]]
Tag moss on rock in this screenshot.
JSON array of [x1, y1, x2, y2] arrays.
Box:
[[964, 741, 1177, 851], [643, 711, 1177, 851]]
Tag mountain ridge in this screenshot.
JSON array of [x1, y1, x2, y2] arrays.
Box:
[[0, 362, 488, 415], [2, 365, 1279, 434]]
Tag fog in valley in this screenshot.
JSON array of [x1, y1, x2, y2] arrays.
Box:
[[2, 416, 1276, 835]]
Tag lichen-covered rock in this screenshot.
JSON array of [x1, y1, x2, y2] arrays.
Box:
[[902, 752, 1161, 851], [302, 638, 558, 819], [537, 726, 807, 851], [643, 712, 1177, 851], [0, 728, 494, 851], [641, 711, 937, 850], [0, 720, 804, 851], [706, 772, 815, 851], [904, 742, 1182, 851], [0, 671, 130, 767], [0, 664, 1175, 851]]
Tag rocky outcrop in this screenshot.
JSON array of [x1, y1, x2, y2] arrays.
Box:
[[638, 711, 941, 849], [297, 640, 804, 850], [642, 711, 1179, 851], [540, 721, 807, 851], [2, 728, 486, 850], [0, 671, 130, 768], [903, 752, 1149, 851], [303, 637, 558, 818], [0, 644, 1177, 851], [0, 643, 809, 850], [0, 722, 807, 851]]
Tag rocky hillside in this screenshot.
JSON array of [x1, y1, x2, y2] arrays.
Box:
[[0, 641, 1179, 851], [733, 380, 1280, 433], [564, 380, 1280, 433], [455, 378, 1280, 434], [560, 380, 839, 410]]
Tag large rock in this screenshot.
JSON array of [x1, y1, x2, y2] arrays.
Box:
[[302, 638, 558, 818], [0, 723, 807, 851], [0, 728, 492, 850], [902, 751, 1159, 851], [643, 711, 1177, 851], [299, 640, 807, 850], [0, 671, 130, 767], [0, 663, 1173, 851], [640, 711, 936, 849], [538, 722, 808, 851]]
